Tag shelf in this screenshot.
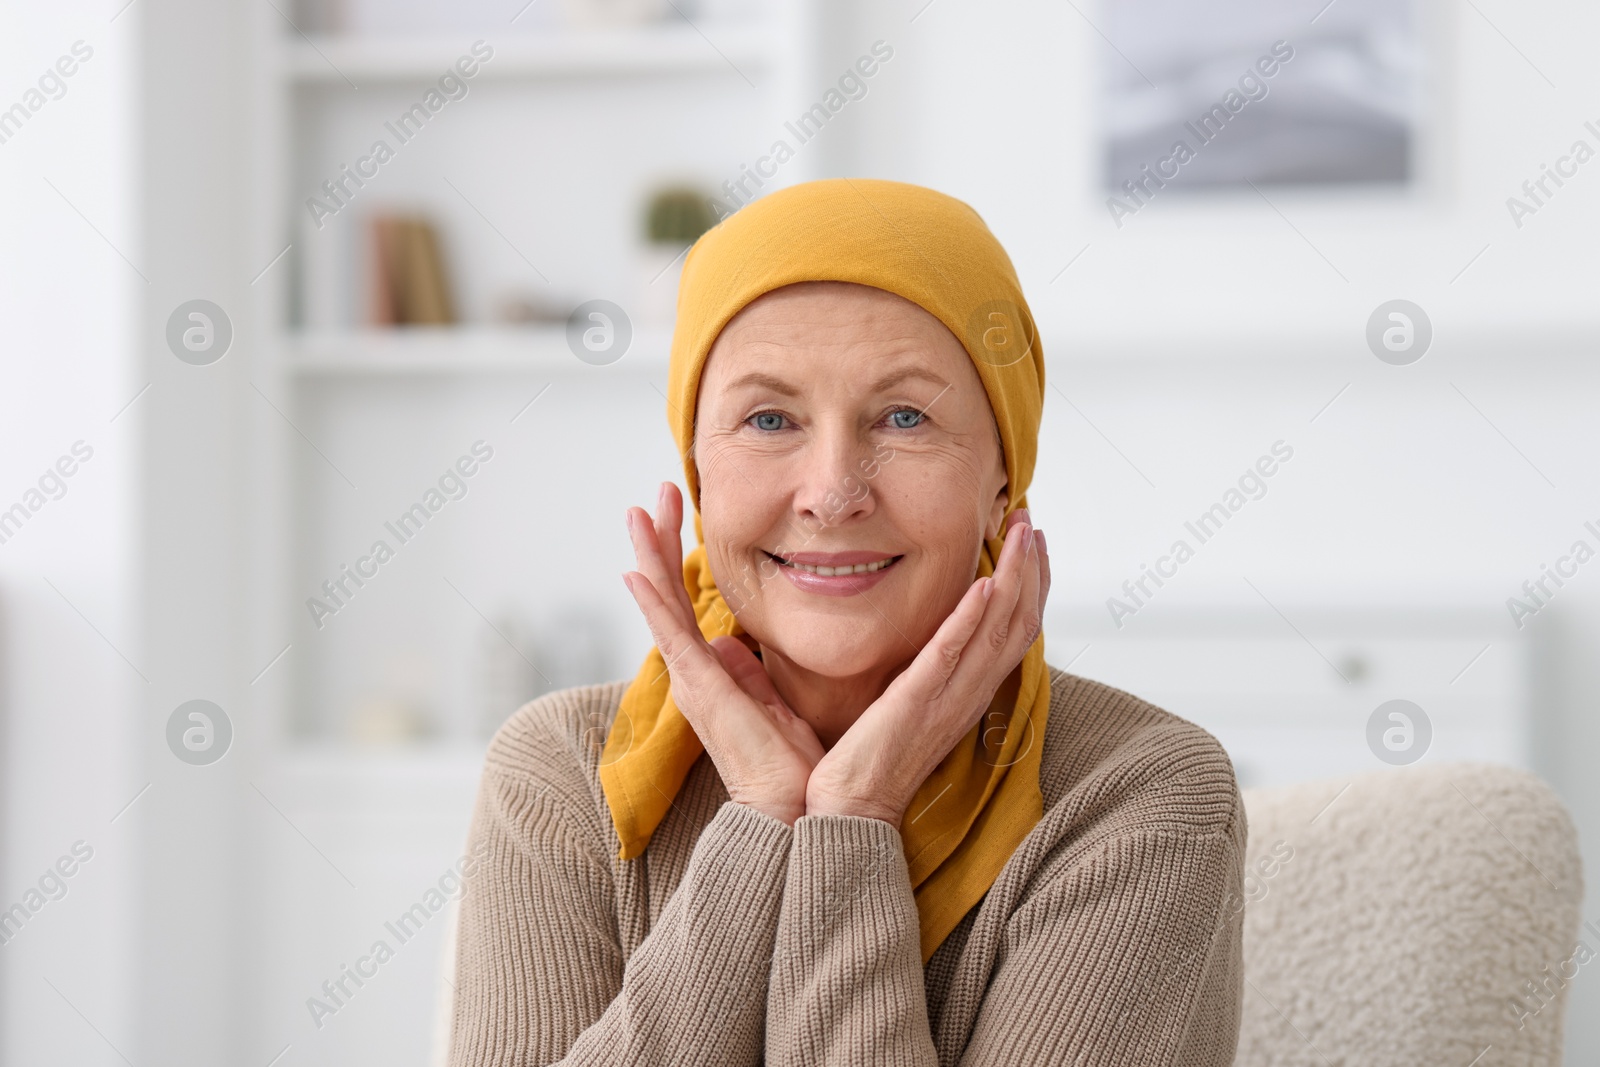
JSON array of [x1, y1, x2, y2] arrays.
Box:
[[284, 326, 673, 375], [285, 24, 778, 83], [273, 740, 490, 777]]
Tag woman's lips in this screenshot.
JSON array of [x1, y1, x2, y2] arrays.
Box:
[[766, 550, 903, 598]]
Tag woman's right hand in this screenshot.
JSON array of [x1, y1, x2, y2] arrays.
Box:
[[621, 481, 825, 827]]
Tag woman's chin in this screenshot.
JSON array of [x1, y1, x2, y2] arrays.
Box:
[[763, 631, 905, 681]]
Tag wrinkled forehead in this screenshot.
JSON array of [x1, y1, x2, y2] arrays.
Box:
[[695, 281, 978, 403]]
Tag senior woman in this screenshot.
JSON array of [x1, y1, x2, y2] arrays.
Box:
[[447, 179, 1245, 1066]]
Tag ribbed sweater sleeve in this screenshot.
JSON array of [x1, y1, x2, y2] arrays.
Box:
[[448, 757, 794, 1067], [953, 828, 1243, 1065], [765, 818, 1244, 1067], [764, 814, 937, 1066]]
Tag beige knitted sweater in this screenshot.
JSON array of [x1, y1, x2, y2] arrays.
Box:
[[447, 665, 1246, 1066]]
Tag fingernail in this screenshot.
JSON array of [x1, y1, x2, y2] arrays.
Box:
[[624, 508, 634, 532], [621, 573, 634, 593], [1036, 529, 1047, 553], [981, 577, 995, 600]]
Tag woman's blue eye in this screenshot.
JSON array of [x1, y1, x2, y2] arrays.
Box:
[[889, 408, 925, 429], [752, 412, 784, 431]]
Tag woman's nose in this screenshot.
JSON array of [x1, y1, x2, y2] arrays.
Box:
[[791, 435, 876, 530]]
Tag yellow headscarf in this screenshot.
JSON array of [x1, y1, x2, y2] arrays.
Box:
[[599, 178, 1049, 964]]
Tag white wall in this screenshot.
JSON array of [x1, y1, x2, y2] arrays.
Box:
[[133, 0, 262, 1062], [0, 3, 139, 1063]]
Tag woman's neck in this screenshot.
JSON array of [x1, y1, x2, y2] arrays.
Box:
[[757, 646, 910, 750]]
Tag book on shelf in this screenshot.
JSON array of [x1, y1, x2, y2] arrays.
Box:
[[369, 214, 458, 327]]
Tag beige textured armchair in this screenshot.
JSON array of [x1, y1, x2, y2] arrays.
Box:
[[1237, 763, 1585, 1067]]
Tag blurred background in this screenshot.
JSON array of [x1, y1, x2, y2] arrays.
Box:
[[2, 0, 1597, 1063]]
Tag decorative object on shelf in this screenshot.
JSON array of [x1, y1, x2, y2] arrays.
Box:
[[369, 213, 458, 326], [477, 607, 616, 738], [646, 185, 719, 244], [544, 605, 615, 691], [636, 183, 716, 326], [478, 613, 548, 739], [560, 0, 670, 29], [493, 289, 571, 325], [347, 694, 433, 744], [681, 0, 761, 25], [290, 0, 343, 34]]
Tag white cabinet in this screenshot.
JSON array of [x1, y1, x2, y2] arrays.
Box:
[[1049, 606, 1531, 789]]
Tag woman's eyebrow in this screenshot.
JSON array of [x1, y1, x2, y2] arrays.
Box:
[[868, 366, 951, 393], [721, 370, 802, 397], [720, 365, 952, 396]]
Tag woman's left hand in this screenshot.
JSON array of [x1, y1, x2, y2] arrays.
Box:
[[804, 510, 1052, 828]]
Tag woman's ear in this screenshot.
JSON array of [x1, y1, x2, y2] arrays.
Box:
[[984, 486, 1010, 542]]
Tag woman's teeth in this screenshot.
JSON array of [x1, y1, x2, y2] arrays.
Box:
[[775, 555, 898, 576]]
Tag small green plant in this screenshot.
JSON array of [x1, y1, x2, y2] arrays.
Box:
[[644, 186, 717, 245]]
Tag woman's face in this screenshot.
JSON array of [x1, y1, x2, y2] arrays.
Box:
[[694, 281, 1009, 681]]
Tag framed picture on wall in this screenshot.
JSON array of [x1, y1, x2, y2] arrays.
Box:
[[1101, 0, 1419, 192]]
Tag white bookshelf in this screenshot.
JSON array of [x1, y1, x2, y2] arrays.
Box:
[[285, 325, 673, 375], [284, 25, 783, 82], [263, 3, 816, 744], [248, 12, 819, 1063]]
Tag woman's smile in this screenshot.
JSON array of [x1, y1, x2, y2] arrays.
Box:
[[765, 549, 905, 596], [693, 280, 1010, 691]]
